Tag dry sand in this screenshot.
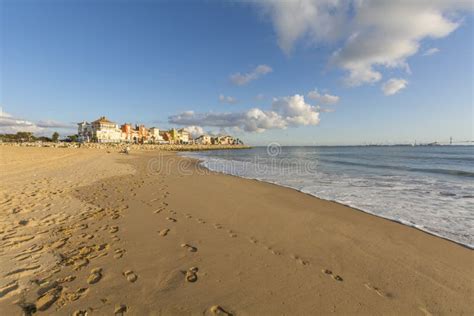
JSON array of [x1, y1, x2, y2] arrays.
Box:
[[0, 147, 472, 315]]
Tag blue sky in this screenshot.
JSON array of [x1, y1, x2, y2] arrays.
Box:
[[1, 0, 473, 145]]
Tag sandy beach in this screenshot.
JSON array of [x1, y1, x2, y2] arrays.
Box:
[[0, 146, 472, 315]]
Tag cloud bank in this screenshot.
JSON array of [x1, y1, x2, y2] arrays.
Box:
[[169, 94, 320, 133], [255, 0, 471, 86], [0, 108, 75, 135], [230, 64, 273, 85]]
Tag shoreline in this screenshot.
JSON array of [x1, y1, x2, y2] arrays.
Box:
[[0, 141, 252, 151], [1, 147, 472, 315], [181, 151, 474, 250]]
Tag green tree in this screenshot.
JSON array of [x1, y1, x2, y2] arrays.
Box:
[[52, 132, 60, 142], [16, 132, 33, 142], [67, 134, 78, 142]]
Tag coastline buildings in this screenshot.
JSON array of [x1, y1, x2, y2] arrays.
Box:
[[77, 116, 241, 145], [78, 117, 122, 143]]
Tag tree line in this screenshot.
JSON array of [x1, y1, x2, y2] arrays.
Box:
[[0, 132, 78, 143]]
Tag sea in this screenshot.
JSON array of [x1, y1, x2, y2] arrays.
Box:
[[182, 145, 474, 248]]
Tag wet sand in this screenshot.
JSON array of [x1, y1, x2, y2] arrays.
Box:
[[0, 147, 472, 315]]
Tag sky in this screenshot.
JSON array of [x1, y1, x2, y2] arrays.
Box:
[[1, 0, 473, 145]]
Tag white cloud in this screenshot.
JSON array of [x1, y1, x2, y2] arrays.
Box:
[[255, 0, 347, 54], [255, 0, 471, 86], [37, 120, 75, 128], [184, 125, 205, 138], [272, 94, 320, 126], [0, 108, 75, 135], [230, 64, 273, 85], [218, 94, 238, 104], [169, 94, 320, 133], [382, 78, 408, 96], [307, 89, 340, 104], [423, 47, 440, 56]]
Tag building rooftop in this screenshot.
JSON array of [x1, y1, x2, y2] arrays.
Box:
[[92, 116, 115, 124]]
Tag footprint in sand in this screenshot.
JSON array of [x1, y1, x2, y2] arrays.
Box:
[[87, 268, 103, 284], [214, 224, 223, 230], [0, 280, 19, 298], [114, 304, 128, 315], [364, 283, 389, 298], [184, 267, 199, 283], [50, 238, 68, 249], [322, 269, 343, 282], [4, 265, 41, 277], [57, 275, 76, 283], [36, 286, 62, 311], [123, 270, 138, 283], [166, 217, 177, 222], [64, 288, 89, 301], [181, 243, 197, 252], [249, 237, 258, 244], [72, 310, 88, 316], [154, 208, 164, 214], [210, 305, 233, 316], [114, 248, 126, 259], [74, 258, 89, 271], [111, 213, 120, 220], [197, 218, 206, 224], [19, 302, 37, 316], [109, 226, 119, 233], [270, 249, 281, 256], [227, 230, 237, 238], [290, 254, 309, 266], [158, 229, 170, 237]]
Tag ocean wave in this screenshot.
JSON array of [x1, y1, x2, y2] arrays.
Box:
[[318, 158, 474, 178], [182, 152, 474, 249]]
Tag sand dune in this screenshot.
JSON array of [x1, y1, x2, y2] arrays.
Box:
[[0, 147, 472, 315]]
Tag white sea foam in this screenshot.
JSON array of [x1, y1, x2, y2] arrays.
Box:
[[181, 146, 474, 248]]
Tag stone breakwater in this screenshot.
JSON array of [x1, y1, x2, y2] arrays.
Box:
[[0, 142, 251, 151]]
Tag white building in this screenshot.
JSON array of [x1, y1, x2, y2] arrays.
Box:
[[77, 121, 93, 142], [195, 135, 212, 145], [148, 127, 164, 143], [78, 116, 122, 143], [177, 129, 190, 143]]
